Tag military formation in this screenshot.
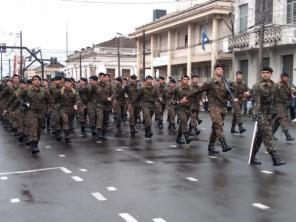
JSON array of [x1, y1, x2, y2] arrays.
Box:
[[0, 65, 295, 167]]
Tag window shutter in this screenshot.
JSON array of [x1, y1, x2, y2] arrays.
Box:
[[287, 3, 293, 24]]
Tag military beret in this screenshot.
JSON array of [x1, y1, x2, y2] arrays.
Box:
[[169, 79, 176, 84], [281, 72, 289, 77], [64, 78, 71, 82], [130, 75, 137, 80], [145, 75, 153, 80], [159, 76, 165, 80], [191, 75, 199, 79], [32, 75, 41, 81], [98, 72, 105, 77], [89, 76, 98, 81], [214, 64, 224, 69], [80, 77, 87, 82], [262, 66, 273, 73]]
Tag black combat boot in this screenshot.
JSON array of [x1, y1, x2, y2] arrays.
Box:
[[218, 137, 232, 152], [91, 126, 96, 137], [96, 128, 102, 142], [81, 127, 86, 137], [159, 120, 164, 129], [183, 132, 191, 144], [101, 128, 108, 140], [283, 129, 295, 141], [171, 123, 176, 130], [130, 125, 136, 138], [269, 151, 286, 166], [56, 130, 62, 141], [208, 141, 219, 155], [231, 125, 238, 133], [238, 124, 246, 134], [176, 131, 185, 144], [198, 119, 203, 125], [31, 141, 40, 154], [194, 127, 201, 135], [64, 130, 71, 143], [168, 123, 172, 130], [147, 126, 153, 138], [188, 125, 195, 136], [18, 133, 24, 143], [250, 150, 261, 165], [145, 127, 149, 138]]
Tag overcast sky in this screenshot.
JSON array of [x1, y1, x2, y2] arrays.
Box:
[[0, 0, 204, 74]]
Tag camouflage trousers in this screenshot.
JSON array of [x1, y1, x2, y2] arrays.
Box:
[[77, 105, 88, 127], [177, 107, 191, 133], [189, 109, 200, 128], [142, 104, 155, 127], [209, 107, 226, 142], [61, 109, 75, 130], [96, 106, 109, 130], [167, 103, 176, 124], [127, 103, 139, 126], [51, 106, 62, 131], [273, 104, 290, 132], [155, 102, 166, 122], [253, 116, 276, 153], [25, 110, 43, 142], [88, 104, 97, 129], [113, 100, 125, 125], [231, 101, 243, 126]]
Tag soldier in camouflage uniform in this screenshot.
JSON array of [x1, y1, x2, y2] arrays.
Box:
[[229, 71, 249, 134], [18, 75, 52, 154], [250, 67, 286, 166], [77, 78, 89, 137], [112, 77, 125, 131], [121, 75, 140, 137], [173, 75, 194, 144], [135, 75, 159, 138], [89, 73, 114, 142], [155, 76, 167, 129], [55, 78, 80, 143], [184, 64, 232, 155], [50, 76, 63, 137], [88, 75, 99, 136], [272, 73, 295, 141], [189, 75, 202, 136], [166, 78, 177, 131]]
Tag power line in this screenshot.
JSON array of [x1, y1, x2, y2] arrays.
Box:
[[60, 0, 191, 5]]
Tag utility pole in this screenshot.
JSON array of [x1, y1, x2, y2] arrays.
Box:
[[0, 49, 2, 79], [142, 30, 146, 80], [20, 31, 23, 79], [79, 52, 82, 78], [117, 37, 121, 77], [8, 58, 11, 77], [66, 22, 69, 58], [257, 0, 266, 78], [230, 2, 235, 80]]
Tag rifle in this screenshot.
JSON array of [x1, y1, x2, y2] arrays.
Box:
[[221, 76, 236, 102]]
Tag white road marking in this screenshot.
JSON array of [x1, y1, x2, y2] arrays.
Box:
[[0, 167, 61, 176], [71, 176, 83, 182], [153, 218, 167, 222], [201, 128, 206, 130], [116, 148, 123, 152], [170, 145, 177, 148], [119, 213, 138, 222], [10, 198, 20, 203], [145, 160, 154, 164], [186, 177, 199, 182], [208, 156, 218, 159], [261, 170, 273, 174], [92, 192, 107, 201], [79, 169, 88, 172], [60, 167, 72, 174], [96, 141, 102, 144], [44, 145, 51, 149], [1, 176, 8, 180], [59, 154, 66, 158], [252, 203, 270, 210], [107, 186, 118, 191]]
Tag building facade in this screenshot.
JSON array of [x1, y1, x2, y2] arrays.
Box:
[[65, 37, 136, 80], [230, 0, 296, 86], [129, 0, 233, 82]]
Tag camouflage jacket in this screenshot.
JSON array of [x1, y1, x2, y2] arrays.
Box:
[[121, 81, 139, 104], [190, 82, 201, 110], [274, 81, 292, 106], [251, 79, 276, 115], [136, 84, 159, 107], [77, 87, 89, 105], [229, 80, 249, 101], [173, 84, 193, 109], [157, 83, 167, 104], [89, 81, 114, 108], [56, 87, 80, 112]]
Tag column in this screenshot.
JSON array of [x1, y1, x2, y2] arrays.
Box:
[[136, 38, 141, 78], [211, 16, 218, 76], [151, 35, 155, 78], [167, 29, 172, 82], [187, 24, 193, 78]]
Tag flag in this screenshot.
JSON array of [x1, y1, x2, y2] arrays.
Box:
[[201, 31, 209, 51]]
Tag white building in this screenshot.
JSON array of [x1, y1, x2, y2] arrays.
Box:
[[129, 0, 234, 82], [65, 37, 137, 80], [230, 0, 296, 86]]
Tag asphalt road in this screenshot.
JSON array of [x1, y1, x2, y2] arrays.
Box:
[[0, 113, 295, 222]]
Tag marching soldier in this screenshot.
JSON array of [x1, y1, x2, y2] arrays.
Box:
[[135, 75, 159, 138], [229, 71, 249, 134], [182, 64, 233, 155], [189, 75, 202, 136], [77, 78, 89, 137], [112, 77, 125, 131], [155, 76, 167, 129], [250, 67, 286, 166], [166, 78, 177, 131], [88, 75, 99, 137], [272, 73, 295, 141]]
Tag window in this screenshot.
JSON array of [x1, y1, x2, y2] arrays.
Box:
[[239, 4, 248, 32], [185, 34, 188, 47], [287, 0, 296, 24], [255, 0, 273, 24], [262, 57, 270, 67], [239, 60, 248, 83]]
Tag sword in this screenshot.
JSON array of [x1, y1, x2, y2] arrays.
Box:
[[248, 121, 258, 164]]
